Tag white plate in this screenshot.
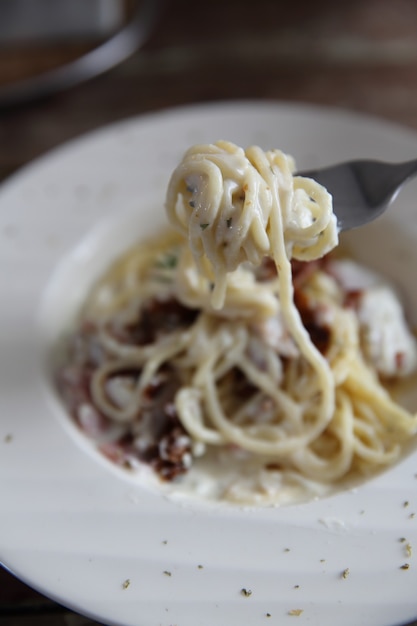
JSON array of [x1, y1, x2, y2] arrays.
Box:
[[1, 101, 417, 626]]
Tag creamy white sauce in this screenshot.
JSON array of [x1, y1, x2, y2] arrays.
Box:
[[358, 286, 417, 377]]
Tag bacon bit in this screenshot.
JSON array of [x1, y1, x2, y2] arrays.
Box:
[[77, 403, 110, 437], [343, 289, 363, 309], [255, 257, 277, 282], [56, 365, 94, 414], [110, 297, 198, 346], [223, 367, 257, 401], [141, 429, 192, 480], [294, 289, 331, 354], [99, 442, 128, 465], [256, 256, 328, 284], [265, 462, 282, 471], [396, 352, 406, 370], [291, 258, 326, 288], [137, 368, 193, 480]]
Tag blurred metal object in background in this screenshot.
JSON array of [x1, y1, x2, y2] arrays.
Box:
[[0, 0, 125, 41], [0, 0, 165, 107]]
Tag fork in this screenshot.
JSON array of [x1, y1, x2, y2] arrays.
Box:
[[299, 158, 417, 231]]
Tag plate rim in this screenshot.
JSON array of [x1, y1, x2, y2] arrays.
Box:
[[1, 99, 417, 626]]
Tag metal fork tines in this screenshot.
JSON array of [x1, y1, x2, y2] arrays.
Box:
[[299, 158, 417, 230]]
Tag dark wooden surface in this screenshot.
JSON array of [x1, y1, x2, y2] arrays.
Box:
[[2, 0, 417, 624]]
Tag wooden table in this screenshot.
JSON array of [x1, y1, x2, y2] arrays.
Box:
[[1, 0, 417, 624]]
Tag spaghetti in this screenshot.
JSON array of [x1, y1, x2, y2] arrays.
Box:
[[56, 141, 417, 504]]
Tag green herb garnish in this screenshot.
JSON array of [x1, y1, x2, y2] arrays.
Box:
[[155, 253, 178, 269]]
